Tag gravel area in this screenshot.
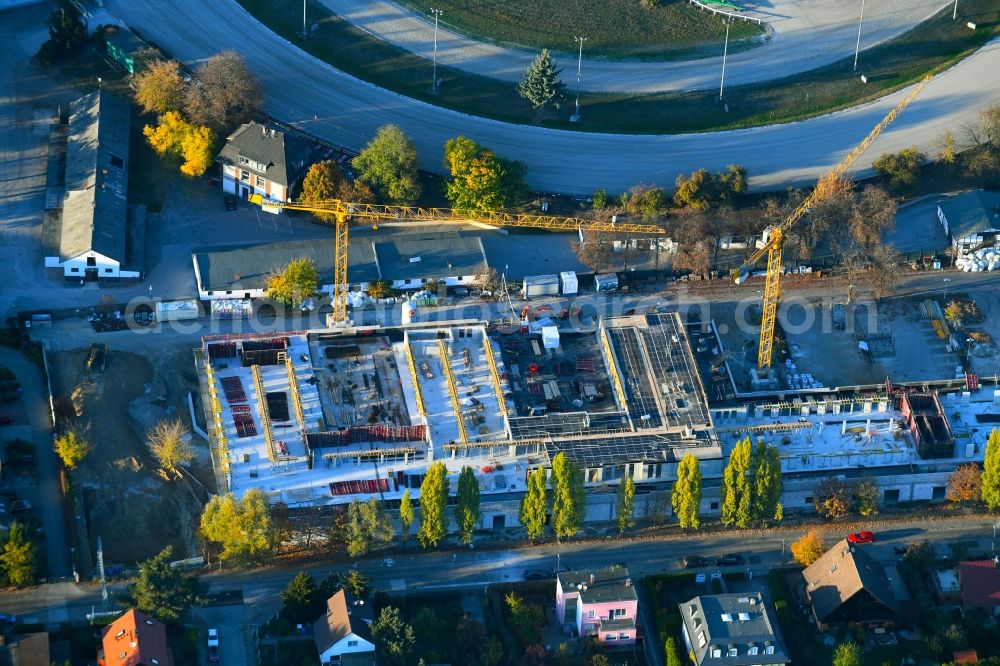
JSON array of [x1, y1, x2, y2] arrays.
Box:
[[321, 0, 949, 93]]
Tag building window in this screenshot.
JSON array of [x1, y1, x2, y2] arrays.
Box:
[[104, 268, 113, 273], [749, 646, 759, 655], [240, 156, 248, 165], [610, 608, 627, 619], [764, 646, 775, 655], [605, 634, 615, 641], [805, 496, 813, 505], [109, 153, 124, 168], [619, 632, 628, 640], [70, 267, 79, 273], [645, 462, 662, 479], [256, 176, 265, 187], [710, 501, 719, 511], [587, 610, 595, 619], [347, 640, 358, 647], [728, 648, 738, 657]]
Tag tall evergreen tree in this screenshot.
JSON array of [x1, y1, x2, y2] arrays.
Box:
[[517, 49, 565, 111], [520, 467, 547, 540], [616, 476, 636, 534], [983, 429, 1000, 510], [672, 454, 703, 529], [0, 522, 36, 588], [399, 489, 414, 542], [551, 453, 585, 540], [751, 441, 783, 525], [417, 462, 449, 548], [127, 546, 201, 623], [455, 466, 481, 545], [280, 571, 323, 624], [721, 438, 753, 528]]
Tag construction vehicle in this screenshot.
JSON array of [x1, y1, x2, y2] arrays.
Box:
[[249, 195, 666, 324], [733, 74, 933, 376]]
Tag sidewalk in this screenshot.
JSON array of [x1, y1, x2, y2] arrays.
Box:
[[318, 0, 947, 93]]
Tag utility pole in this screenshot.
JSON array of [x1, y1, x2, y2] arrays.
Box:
[[430, 8, 443, 94], [953, 0, 959, 20], [302, 0, 307, 37], [853, 0, 866, 72], [719, 19, 731, 101], [571, 36, 587, 122]]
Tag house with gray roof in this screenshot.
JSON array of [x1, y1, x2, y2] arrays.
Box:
[[42, 90, 145, 280], [937, 190, 1000, 252], [802, 538, 900, 630], [679, 593, 789, 666], [217, 121, 314, 212]]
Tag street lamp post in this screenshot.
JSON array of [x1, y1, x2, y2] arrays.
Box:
[[302, 0, 307, 37], [719, 19, 731, 101], [430, 8, 443, 94], [571, 36, 587, 123], [943, 277, 951, 302], [853, 0, 866, 72], [953, 0, 959, 20]]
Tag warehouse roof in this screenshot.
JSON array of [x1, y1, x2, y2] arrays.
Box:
[[373, 233, 487, 282], [939, 190, 1000, 242]]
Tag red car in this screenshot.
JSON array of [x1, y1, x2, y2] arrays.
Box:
[[847, 531, 875, 544]]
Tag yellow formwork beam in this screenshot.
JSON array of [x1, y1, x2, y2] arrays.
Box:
[[598, 325, 629, 415], [284, 354, 307, 431], [251, 364, 278, 462], [438, 339, 469, 446], [481, 337, 508, 418], [403, 340, 426, 417]]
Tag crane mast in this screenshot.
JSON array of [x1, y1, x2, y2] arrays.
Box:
[[734, 74, 933, 374]]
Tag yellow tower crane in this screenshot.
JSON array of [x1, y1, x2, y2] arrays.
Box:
[[734, 74, 933, 374], [249, 195, 668, 323]]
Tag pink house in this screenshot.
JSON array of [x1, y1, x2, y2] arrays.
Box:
[[556, 568, 638, 646]]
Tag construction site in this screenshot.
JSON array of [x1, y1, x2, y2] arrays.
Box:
[[195, 313, 723, 514]]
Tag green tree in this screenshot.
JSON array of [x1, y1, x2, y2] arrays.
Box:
[[300, 160, 345, 223], [341, 569, 371, 597], [183, 50, 261, 131], [199, 489, 279, 565], [53, 426, 91, 469], [352, 125, 421, 204], [982, 429, 1000, 510], [455, 466, 481, 545], [147, 418, 194, 479], [134, 59, 186, 115], [0, 521, 36, 587], [664, 636, 683, 666], [505, 592, 544, 646], [44, 2, 86, 56], [127, 546, 201, 622], [417, 462, 449, 548], [851, 478, 879, 516], [873, 147, 925, 193], [520, 467, 548, 541], [443, 136, 527, 211], [721, 438, 752, 528], [620, 184, 666, 219], [936, 129, 957, 166], [673, 165, 747, 210], [371, 606, 416, 666], [616, 476, 635, 534], [344, 499, 394, 557], [751, 441, 782, 525], [550, 453, 585, 541], [832, 641, 862, 666], [672, 453, 702, 530], [517, 49, 565, 111], [281, 571, 324, 624], [366, 280, 396, 300], [266, 257, 319, 306], [592, 188, 608, 210], [399, 488, 414, 542]]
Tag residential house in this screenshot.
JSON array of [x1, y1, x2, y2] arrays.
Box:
[[556, 568, 638, 646], [313, 589, 376, 666], [679, 592, 789, 666], [0, 631, 51, 666], [97, 608, 174, 666], [42, 91, 146, 281], [959, 557, 1000, 614], [217, 122, 314, 211], [802, 539, 900, 629], [937, 190, 1000, 253]]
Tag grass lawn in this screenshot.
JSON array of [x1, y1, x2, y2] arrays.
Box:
[[394, 0, 763, 61], [237, 0, 1000, 134]]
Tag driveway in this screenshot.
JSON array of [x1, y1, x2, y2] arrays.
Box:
[[0, 346, 70, 580]]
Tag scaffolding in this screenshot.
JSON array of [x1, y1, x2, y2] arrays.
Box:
[[251, 364, 279, 462], [403, 339, 426, 417], [482, 336, 508, 418], [320, 446, 417, 463], [598, 323, 630, 420], [438, 338, 469, 446], [283, 352, 307, 433], [717, 421, 814, 435], [202, 356, 230, 476]]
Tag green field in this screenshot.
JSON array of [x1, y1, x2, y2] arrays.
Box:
[[238, 0, 1000, 134], [395, 0, 764, 61]]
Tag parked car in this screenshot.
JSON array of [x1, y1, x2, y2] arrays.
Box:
[[715, 553, 745, 567], [0, 613, 16, 624], [207, 628, 220, 663], [9, 500, 31, 514], [847, 531, 875, 544], [523, 569, 553, 581], [683, 555, 709, 568]]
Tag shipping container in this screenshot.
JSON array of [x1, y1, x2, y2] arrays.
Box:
[[594, 273, 619, 292], [522, 274, 560, 299], [559, 271, 578, 295]]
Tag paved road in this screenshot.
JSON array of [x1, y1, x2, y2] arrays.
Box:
[[102, 0, 1000, 195], [322, 0, 947, 93], [0, 346, 71, 581], [0, 514, 994, 624]]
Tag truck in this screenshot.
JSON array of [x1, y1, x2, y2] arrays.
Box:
[[594, 273, 619, 292], [522, 274, 560, 299], [207, 628, 220, 663]]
